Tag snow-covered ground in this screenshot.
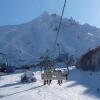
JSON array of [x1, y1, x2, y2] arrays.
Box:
[[0, 68, 100, 100]]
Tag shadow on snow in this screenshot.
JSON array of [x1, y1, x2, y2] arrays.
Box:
[[0, 81, 43, 99], [66, 69, 100, 98]]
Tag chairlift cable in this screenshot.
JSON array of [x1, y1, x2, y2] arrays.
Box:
[[54, 0, 67, 48]]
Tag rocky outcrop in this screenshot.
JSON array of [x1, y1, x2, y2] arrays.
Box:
[[76, 46, 100, 71]]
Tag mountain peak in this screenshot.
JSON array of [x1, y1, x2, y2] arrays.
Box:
[[40, 11, 49, 18]]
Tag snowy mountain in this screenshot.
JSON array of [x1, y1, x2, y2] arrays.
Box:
[[0, 12, 100, 66]]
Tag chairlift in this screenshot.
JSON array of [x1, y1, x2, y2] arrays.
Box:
[[35, 0, 69, 85], [38, 43, 69, 85]]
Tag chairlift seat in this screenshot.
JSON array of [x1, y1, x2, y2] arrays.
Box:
[[41, 70, 68, 80]]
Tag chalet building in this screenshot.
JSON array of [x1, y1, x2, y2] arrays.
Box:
[[76, 46, 100, 71]]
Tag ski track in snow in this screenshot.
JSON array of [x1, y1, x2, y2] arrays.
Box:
[[0, 69, 100, 100]]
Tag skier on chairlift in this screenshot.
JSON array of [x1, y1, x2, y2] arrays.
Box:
[[57, 70, 63, 85], [46, 66, 52, 85]]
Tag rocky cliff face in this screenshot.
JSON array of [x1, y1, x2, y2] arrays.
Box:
[[77, 46, 100, 71]]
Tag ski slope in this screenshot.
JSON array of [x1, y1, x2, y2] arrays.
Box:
[[0, 68, 100, 100]]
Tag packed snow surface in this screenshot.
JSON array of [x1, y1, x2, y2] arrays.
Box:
[[0, 68, 100, 100]]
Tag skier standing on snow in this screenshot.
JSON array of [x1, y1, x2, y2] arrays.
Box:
[[47, 67, 52, 85]]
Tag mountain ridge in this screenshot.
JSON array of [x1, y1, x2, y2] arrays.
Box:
[[0, 12, 100, 66]]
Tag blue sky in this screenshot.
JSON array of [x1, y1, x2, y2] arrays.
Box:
[[0, 0, 100, 27]]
